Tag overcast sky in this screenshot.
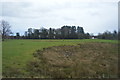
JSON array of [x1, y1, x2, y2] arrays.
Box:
[[0, 0, 119, 36]]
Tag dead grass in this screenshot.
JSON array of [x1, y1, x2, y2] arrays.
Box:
[[27, 42, 118, 78]]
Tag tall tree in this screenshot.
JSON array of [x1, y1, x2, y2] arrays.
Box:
[[40, 28, 48, 39], [61, 25, 71, 39], [48, 28, 55, 39], [77, 26, 85, 39], [24, 31, 28, 39], [28, 28, 33, 39], [0, 20, 11, 41], [16, 32, 20, 39], [77, 26, 84, 34], [113, 30, 118, 40], [71, 26, 77, 39], [98, 30, 118, 40], [33, 29, 40, 39], [55, 28, 61, 39]]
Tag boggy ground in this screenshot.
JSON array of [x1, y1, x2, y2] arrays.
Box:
[[27, 42, 118, 78]]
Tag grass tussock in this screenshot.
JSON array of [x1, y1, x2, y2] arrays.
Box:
[[27, 42, 118, 78]]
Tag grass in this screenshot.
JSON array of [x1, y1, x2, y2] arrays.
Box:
[[2, 39, 118, 78]]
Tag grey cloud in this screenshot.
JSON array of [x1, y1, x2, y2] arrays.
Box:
[[2, 2, 32, 17], [1, 1, 118, 35]]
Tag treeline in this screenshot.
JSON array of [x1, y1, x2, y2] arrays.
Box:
[[97, 30, 118, 40], [20, 25, 91, 39], [1, 20, 119, 40], [14, 26, 118, 40]]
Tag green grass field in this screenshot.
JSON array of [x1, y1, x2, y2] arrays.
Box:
[[2, 39, 118, 78]]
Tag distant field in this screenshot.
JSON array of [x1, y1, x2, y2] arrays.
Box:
[[2, 39, 118, 78]]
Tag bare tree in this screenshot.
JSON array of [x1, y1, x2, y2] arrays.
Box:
[[0, 20, 11, 41]]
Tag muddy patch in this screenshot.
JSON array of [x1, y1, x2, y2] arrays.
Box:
[[27, 42, 118, 78]]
